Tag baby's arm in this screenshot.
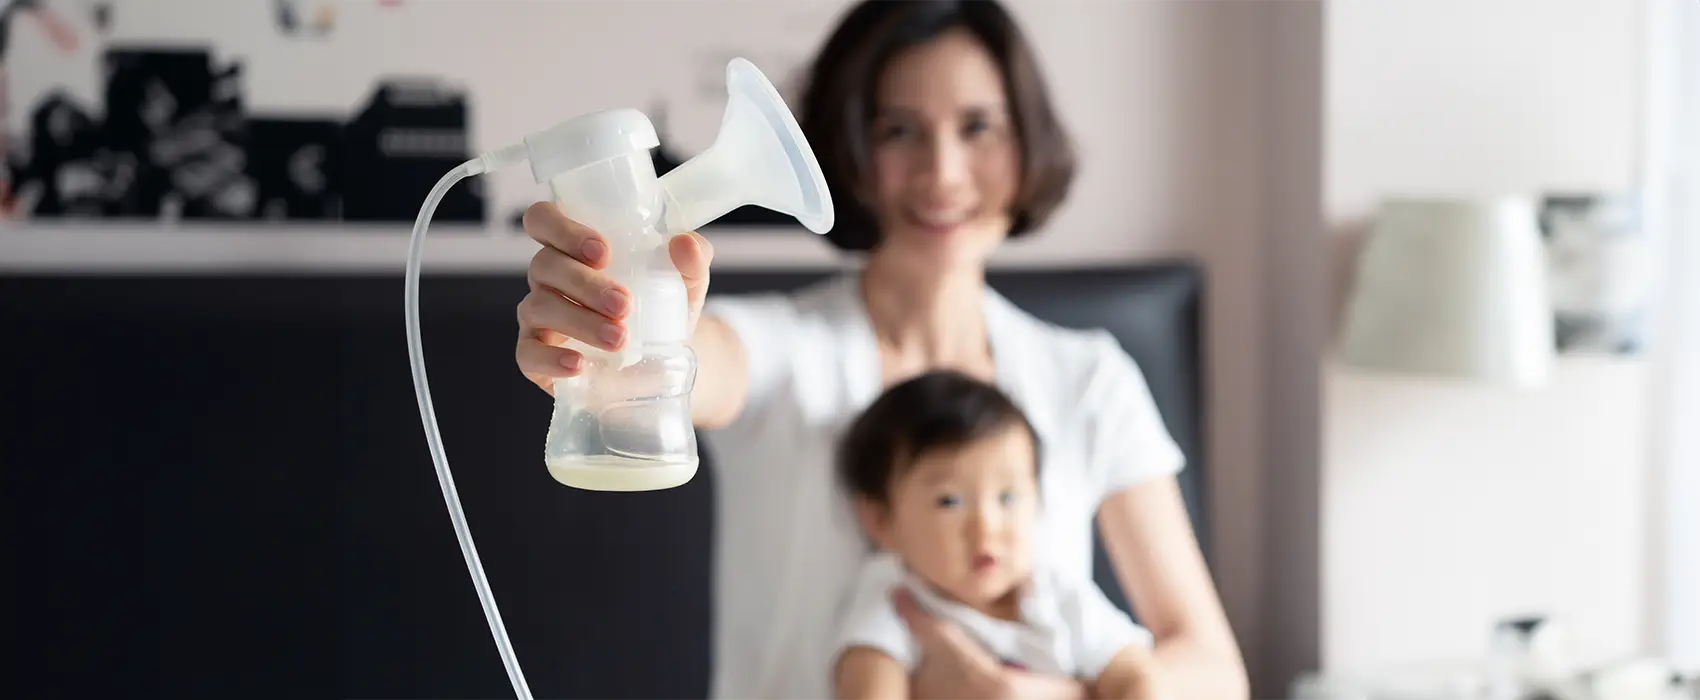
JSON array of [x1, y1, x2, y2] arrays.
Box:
[[832, 554, 920, 700], [834, 646, 909, 700], [1091, 643, 1166, 700]]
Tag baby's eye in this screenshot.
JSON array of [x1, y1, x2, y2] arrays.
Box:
[[998, 490, 1017, 505], [936, 494, 961, 508]]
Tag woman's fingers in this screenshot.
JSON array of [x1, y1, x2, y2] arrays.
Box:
[[891, 587, 942, 641], [523, 201, 610, 269], [670, 230, 715, 280], [516, 202, 634, 395], [517, 290, 628, 353], [893, 587, 1000, 667], [527, 245, 630, 319], [523, 202, 629, 319], [517, 330, 582, 382], [516, 327, 578, 395]]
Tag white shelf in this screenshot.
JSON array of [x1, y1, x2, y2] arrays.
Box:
[[0, 221, 852, 275], [1, 221, 1188, 275]]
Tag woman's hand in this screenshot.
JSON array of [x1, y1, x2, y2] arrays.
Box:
[[514, 201, 714, 395], [892, 588, 1089, 700], [892, 588, 1013, 700]]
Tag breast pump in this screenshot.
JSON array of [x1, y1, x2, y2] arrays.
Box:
[[403, 57, 833, 699]]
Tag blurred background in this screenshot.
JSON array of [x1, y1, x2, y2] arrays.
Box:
[[2, 1, 1695, 699]]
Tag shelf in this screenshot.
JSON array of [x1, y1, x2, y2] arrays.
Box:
[[0, 221, 848, 275]]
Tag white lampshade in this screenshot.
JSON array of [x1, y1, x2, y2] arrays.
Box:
[[1338, 197, 1556, 386]]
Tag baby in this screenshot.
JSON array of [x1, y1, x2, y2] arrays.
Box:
[[829, 369, 1163, 700]]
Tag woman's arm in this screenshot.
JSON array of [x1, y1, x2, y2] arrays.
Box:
[[687, 312, 750, 429], [1098, 475, 1249, 700]]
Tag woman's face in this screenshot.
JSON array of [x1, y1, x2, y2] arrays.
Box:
[[867, 28, 1021, 272]]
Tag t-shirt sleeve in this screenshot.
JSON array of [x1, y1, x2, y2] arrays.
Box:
[[1057, 574, 1155, 680], [1084, 332, 1186, 497], [831, 555, 918, 673], [701, 292, 798, 424]]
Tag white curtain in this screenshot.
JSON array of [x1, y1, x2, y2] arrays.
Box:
[[1646, 0, 1700, 673]]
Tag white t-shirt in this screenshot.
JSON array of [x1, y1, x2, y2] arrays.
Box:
[[700, 272, 1184, 700], [833, 551, 1155, 681]]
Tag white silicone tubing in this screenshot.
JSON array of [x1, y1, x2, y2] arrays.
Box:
[[405, 146, 534, 700]]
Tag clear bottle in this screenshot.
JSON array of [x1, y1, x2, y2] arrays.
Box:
[[543, 333, 699, 491], [529, 110, 701, 491]]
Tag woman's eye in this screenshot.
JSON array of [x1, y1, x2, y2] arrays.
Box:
[[936, 494, 961, 508], [962, 117, 989, 138], [879, 123, 915, 142]]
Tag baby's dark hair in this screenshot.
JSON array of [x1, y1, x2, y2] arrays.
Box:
[[837, 369, 1041, 503]]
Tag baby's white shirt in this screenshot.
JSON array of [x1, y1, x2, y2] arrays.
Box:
[[832, 551, 1154, 682]]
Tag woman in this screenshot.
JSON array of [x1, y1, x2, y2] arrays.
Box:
[[514, 1, 1247, 698]]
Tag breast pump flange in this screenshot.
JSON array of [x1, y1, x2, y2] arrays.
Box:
[[403, 57, 833, 700]]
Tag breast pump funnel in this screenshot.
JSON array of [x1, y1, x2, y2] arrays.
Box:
[[659, 57, 836, 236], [525, 57, 834, 493]]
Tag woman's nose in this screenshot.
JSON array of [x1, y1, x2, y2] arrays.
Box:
[[919, 133, 971, 191]]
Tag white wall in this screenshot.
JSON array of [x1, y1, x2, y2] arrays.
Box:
[[1645, 0, 1700, 671], [1323, 362, 1651, 669], [1323, 0, 1653, 673]]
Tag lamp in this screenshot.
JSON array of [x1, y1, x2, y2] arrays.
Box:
[[1337, 197, 1556, 386]]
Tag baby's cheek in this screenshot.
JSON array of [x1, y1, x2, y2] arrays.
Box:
[[900, 532, 956, 573]]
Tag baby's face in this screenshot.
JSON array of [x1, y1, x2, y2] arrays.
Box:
[[872, 424, 1040, 611]]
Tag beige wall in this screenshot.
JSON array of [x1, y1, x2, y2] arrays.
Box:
[[930, 3, 1292, 688], [996, 5, 1329, 694], [997, 5, 1327, 694], [1260, 2, 1326, 693], [1322, 0, 1653, 673]]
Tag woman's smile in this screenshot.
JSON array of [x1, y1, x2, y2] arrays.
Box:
[[905, 204, 977, 236]]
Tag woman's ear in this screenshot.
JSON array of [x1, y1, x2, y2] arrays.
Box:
[[853, 495, 897, 551]]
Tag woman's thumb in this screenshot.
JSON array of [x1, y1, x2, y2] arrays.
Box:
[[669, 231, 714, 299], [891, 587, 939, 637]]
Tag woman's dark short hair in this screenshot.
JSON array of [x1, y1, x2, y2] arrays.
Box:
[[796, 0, 1078, 251], [838, 370, 1042, 504]]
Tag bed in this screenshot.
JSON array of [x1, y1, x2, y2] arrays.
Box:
[[1, 262, 1206, 698]]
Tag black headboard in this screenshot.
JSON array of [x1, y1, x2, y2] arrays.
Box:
[[2, 262, 1204, 700]]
